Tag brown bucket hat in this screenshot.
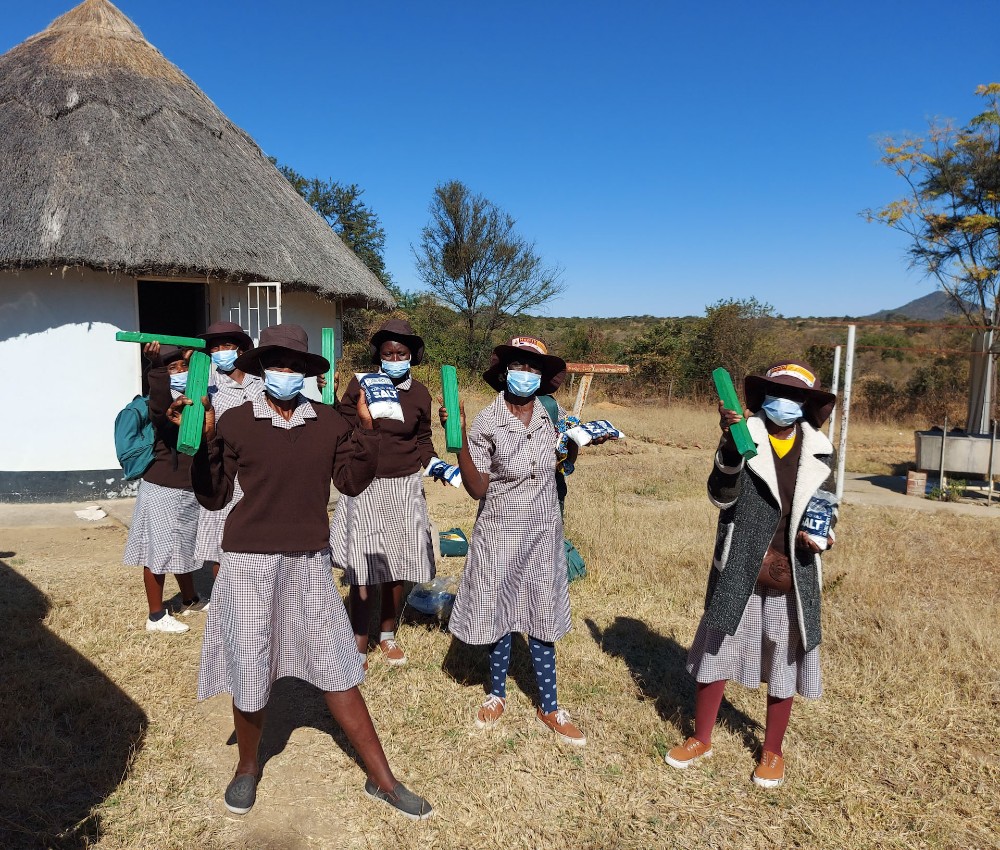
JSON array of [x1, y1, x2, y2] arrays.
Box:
[[369, 318, 425, 366], [152, 344, 188, 367], [744, 361, 837, 428], [199, 320, 254, 352], [233, 324, 329, 378], [482, 336, 567, 396]]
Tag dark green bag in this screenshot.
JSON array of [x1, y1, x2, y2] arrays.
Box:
[[439, 527, 469, 557], [565, 538, 587, 582]]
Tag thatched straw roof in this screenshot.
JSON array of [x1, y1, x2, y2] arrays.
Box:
[[0, 0, 394, 309]]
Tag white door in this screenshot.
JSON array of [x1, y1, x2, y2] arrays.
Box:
[[219, 282, 282, 345]]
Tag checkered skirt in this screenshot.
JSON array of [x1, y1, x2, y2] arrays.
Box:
[[687, 582, 822, 699], [194, 477, 245, 565], [448, 395, 571, 646], [198, 549, 364, 712], [328, 471, 435, 585], [123, 480, 200, 575]]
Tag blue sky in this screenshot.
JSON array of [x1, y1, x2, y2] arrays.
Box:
[[5, 0, 999, 318]]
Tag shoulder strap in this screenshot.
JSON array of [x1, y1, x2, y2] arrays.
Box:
[[538, 394, 559, 424]]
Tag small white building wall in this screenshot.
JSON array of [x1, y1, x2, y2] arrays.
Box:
[[0, 268, 140, 472], [280, 290, 343, 401]]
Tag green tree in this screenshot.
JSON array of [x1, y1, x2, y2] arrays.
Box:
[[688, 297, 779, 388], [623, 318, 696, 391], [864, 84, 1000, 328], [273, 159, 399, 298], [413, 180, 565, 370]]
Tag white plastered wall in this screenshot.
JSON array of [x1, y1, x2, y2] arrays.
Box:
[[279, 290, 343, 401], [0, 268, 140, 471]]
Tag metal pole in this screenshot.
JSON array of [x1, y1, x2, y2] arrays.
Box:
[[988, 419, 996, 505], [828, 345, 842, 443], [938, 414, 948, 499], [835, 326, 855, 502]]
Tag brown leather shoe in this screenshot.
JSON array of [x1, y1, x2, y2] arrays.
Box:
[[665, 736, 713, 769], [379, 638, 407, 666], [753, 750, 785, 788], [536, 708, 586, 746], [475, 695, 506, 728]]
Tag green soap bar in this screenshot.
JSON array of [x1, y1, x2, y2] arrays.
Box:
[[116, 331, 205, 349], [178, 351, 211, 456], [711, 367, 758, 459], [441, 365, 463, 453], [322, 327, 336, 405]]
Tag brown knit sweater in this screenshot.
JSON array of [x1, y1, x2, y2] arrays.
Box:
[[336, 375, 435, 477], [191, 397, 380, 554], [143, 365, 193, 490]]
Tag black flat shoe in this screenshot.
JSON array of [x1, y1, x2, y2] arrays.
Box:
[[224, 772, 258, 815]]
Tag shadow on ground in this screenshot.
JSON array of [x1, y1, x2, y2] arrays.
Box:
[[441, 634, 543, 706], [586, 616, 761, 753], [0, 558, 147, 849]]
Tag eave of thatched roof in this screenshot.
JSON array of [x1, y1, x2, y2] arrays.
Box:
[[0, 0, 394, 309]]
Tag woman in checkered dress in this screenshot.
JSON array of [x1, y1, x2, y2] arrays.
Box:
[[440, 336, 586, 746], [329, 319, 436, 668], [665, 361, 838, 790], [123, 343, 201, 635], [180, 324, 432, 820]]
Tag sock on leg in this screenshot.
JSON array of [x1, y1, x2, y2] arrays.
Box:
[[528, 637, 558, 714], [693, 679, 727, 745], [379, 631, 395, 643], [488, 634, 512, 699], [148, 609, 166, 622], [763, 695, 793, 756]]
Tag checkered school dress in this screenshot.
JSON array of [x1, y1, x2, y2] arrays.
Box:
[[687, 582, 822, 700], [123, 387, 199, 575], [193, 371, 263, 565], [328, 376, 435, 585], [448, 393, 571, 646], [197, 395, 364, 712]]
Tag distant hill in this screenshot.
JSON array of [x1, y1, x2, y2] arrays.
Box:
[[865, 291, 973, 321]]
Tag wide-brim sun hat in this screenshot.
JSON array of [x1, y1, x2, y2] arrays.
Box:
[[744, 361, 837, 428], [233, 324, 329, 378], [482, 336, 567, 396], [199, 320, 254, 353], [369, 318, 425, 366]]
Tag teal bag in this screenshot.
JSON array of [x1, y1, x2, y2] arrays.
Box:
[[114, 395, 156, 481], [565, 538, 587, 582], [439, 527, 469, 557]]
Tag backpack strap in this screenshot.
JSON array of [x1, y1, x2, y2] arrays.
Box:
[[538, 394, 559, 426]]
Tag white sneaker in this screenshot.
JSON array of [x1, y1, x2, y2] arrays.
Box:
[[146, 612, 190, 633]]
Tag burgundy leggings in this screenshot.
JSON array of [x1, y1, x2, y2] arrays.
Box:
[[693, 680, 794, 755]]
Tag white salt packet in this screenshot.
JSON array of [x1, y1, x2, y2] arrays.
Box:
[[356, 373, 404, 422], [801, 490, 837, 550], [566, 419, 625, 447], [425, 456, 463, 488]]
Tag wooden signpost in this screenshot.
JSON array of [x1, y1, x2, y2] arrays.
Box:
[[564, 363, 630, 416]]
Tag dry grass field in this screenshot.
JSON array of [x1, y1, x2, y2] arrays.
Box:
[[1, 399, 998, 849]]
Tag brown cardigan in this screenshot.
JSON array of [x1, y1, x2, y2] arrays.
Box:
[[191, 399, 380, 554], [142, 365, 193, 490], [336, 375, 435, 477]]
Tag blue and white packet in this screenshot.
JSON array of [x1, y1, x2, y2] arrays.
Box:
[[407, 576, 458, 619], [357, 373, 404, 422], [801, 490, 837, 550], [566, 419, 625, 446], [426, 456, 463, 488]]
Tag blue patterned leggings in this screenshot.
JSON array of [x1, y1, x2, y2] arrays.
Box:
[[487, 634, 558, 713]]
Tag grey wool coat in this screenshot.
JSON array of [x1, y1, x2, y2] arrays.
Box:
[[704, 413, 836, 653]]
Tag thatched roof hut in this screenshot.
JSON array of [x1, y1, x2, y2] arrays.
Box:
[[0, 0, 393, 309]]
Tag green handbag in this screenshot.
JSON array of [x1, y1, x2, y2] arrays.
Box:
[[565, 538, 587, 582]]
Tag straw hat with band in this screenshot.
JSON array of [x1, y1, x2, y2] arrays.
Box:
[[482, 336, 567, 396], [744, 361, 837, 428], [233, 324, 329, 378], [369, 318, 425, 366], [199, 320, 254, 353]]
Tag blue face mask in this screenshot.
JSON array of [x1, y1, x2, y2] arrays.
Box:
[[211, 350, 239, 373], [762, 394, 804, 427], [264, 370, 305, 401], [169, 372, 188, 393], [506, 369, 541, 397], [381, 359, 411, 379]]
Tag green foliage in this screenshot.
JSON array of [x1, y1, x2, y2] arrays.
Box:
[[859, 331, 910, 361], [928, 479, 967, 502], [865, 84, 1000, 327], [623, 319, 697, 391], [413, 180, 564, 370], [804, 344, 835, 386], [687, 297, 779, 389], [272, 158, 399, 299]]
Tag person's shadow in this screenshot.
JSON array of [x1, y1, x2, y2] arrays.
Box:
[[586, 617, 761, 753], [0, 555, 148, 849], [441, 634, 541, 705]]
